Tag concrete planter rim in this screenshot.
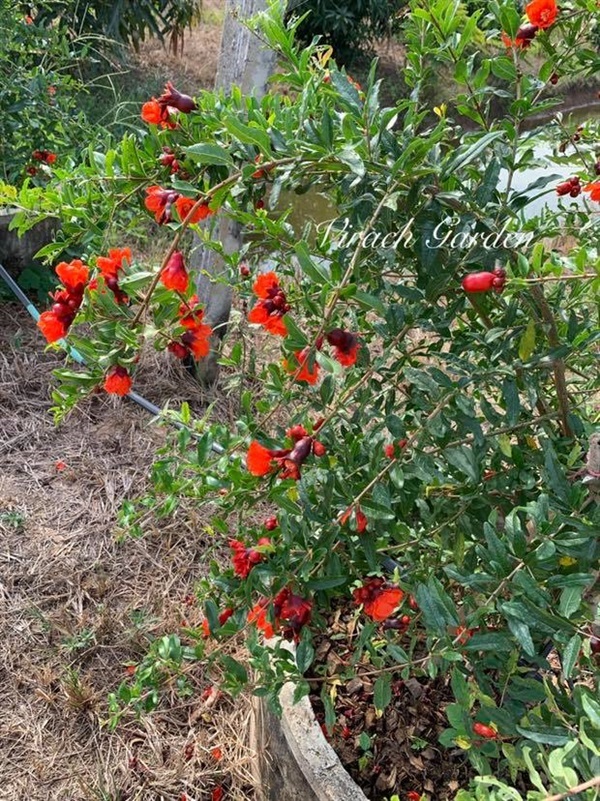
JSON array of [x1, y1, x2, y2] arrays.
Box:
[[251, 639, 369, 800]]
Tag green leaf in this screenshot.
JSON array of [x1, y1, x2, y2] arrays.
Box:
[[518, 319, 536, 361], [559, 585, 583, 618], [442, 131, 505, 178], [183, 143, 233, 166], [373, 674, 392, 716], [295, 638, 314, 673], [561, 634, 581, 680], [445, 446, 480, 483], [223, 116, 272, 153], [294, 241, 331, 284], [515, 725, 570, 746], [581, 692, 600, 729]]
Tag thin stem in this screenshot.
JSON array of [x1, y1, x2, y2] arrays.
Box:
[[542, 775, 600, 801]]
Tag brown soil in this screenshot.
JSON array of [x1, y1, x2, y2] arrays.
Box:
[[309, 612, 475, 801], [0, 301, 257, 800]]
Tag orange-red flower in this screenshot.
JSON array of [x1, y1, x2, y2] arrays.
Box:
[[144, 185, 180, 224], [55, 258, 89, 292], [172, 297, 212, 359], [141, 98, 176, 129], [96, 247, 131, 279], [202, 607, 234, 638], [525, 0, 557, 28], [583, 181, 600, 202], [326, 328, 359, 366], [340, 504, 368, 533], [161, 251, 189, 293], [175, 196, 213, 223], [247, 441, 277, 476], [37, 310, 67, 342], [284, 347, 320, 384], [181, 327, 212, 358], [103, 365, 133, 396], [248, 271, 290, 337], [353, 578, 404, 622], [247, 600, 278, 638]]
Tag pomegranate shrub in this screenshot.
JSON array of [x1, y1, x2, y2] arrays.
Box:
[[8, 0, 600, 796]]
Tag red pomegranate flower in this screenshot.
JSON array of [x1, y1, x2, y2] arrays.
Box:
[[247, 599, 278, 638], [284, 347, 320, 384], [525, 0, 557, 28], [181, 328, 211, 358], [55, 259, 89, 292], [175, 196, 213, 224], [340, 505, 368, 533], [247, 441, 278, 476], [161, 251, 189, 293], [248, 271, 289, 337], [37, 310, 67, 342], [103, 366, 133, 396], [275, 587, 312, 636], [144, 186, 180, 224], [96, 247, 131, 279], [353, 578, 404, 622], [326, 329, 359, 366], [583, 181, 600, 202], [229, 538, 271, 578], [141, 98, 175, 129]]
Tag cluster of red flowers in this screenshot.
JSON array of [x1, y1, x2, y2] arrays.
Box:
[[248, 272, 290, 336], [353, 578, 404, 622], [38, 259, 89, 343], [556, 176, 582, 198], [37, 253, 134, 395], [229, 537, 272, 578], [141, 82, 196, 129], [502, 0, 557, 48], [32, 149, 57, 164], [247, 587, 312, 640], [145, 186, 213, 225], [247, 424, 326, 480], [168, 295, 213, 360], [160, 251, 189, 293], [94, 247, 131, 304], [462, 267, 506, 294]]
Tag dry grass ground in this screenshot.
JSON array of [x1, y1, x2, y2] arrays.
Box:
[[0, 304, 257, 801]]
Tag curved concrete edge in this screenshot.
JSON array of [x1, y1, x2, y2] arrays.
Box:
[[251, 681, 368, 801]]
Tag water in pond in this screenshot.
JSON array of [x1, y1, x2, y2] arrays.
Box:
[[280, 105, 600, 228]]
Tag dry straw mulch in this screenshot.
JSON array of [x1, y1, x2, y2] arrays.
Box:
[[0, 304, 257, 801]]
